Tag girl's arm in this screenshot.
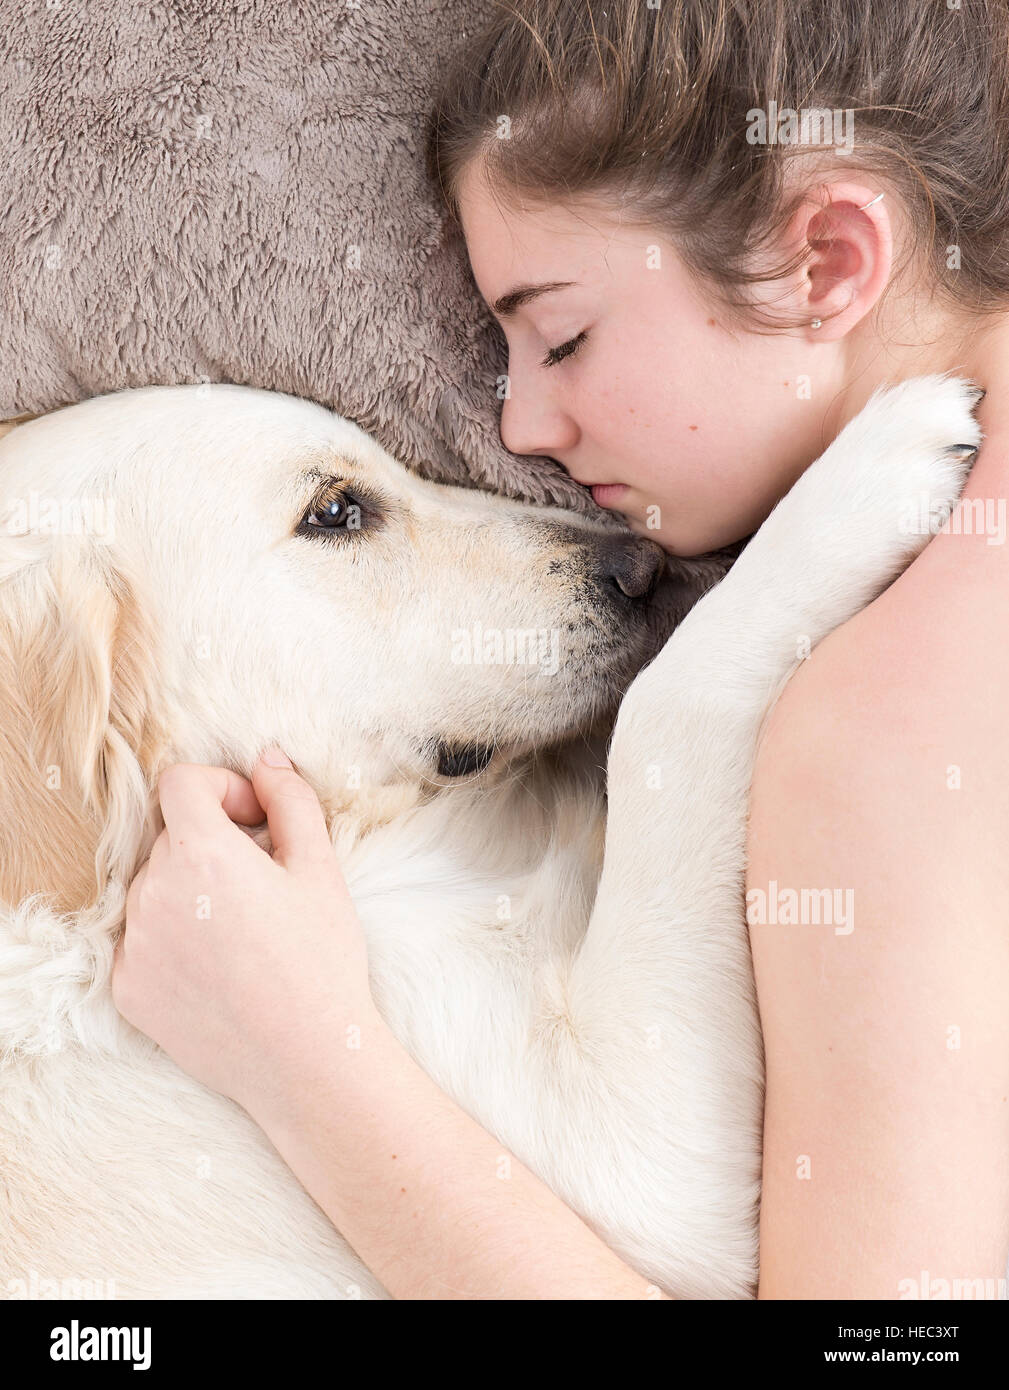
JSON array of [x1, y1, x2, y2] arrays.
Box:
[[112, 753, 669, 1301], [246, 1007, 668, 1300]]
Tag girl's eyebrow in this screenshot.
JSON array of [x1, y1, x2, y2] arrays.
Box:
[[493, 280, 578, 318]]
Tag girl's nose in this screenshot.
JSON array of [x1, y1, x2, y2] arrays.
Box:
[[500, 384, 578, 460]]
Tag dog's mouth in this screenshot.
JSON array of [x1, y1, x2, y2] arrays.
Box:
[[425, 605, 681, 784], [417, 556, 698, 786]]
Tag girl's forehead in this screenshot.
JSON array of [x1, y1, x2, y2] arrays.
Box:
[[460, 182, 640, 286]]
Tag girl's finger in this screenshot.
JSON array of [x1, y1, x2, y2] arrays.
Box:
[[248, 754, 333, 874], [144, 825, 171, 880], [123, 858, 149, 928], [157, 764, 265, 844]]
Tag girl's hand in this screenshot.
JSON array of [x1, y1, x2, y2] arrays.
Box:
[[111, 748, 378, 1116]]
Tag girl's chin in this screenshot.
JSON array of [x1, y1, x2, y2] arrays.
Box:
[[605, 490, 723, 558], [622, 510, 703, 559]]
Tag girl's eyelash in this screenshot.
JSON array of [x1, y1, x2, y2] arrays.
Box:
[[541, 330, 588, 368]]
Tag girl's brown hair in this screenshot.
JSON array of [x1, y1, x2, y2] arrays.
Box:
[[425, 0, 1009, 332]]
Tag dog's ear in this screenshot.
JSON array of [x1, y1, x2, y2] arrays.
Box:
[[0, 533, 164, 914]]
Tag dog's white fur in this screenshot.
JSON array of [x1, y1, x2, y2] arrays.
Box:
[[0, 376, 980, 1299]]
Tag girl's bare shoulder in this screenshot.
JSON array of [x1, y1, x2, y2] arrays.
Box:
[[749, 436, 1009, 823], [744, 480, 1009, 1298]]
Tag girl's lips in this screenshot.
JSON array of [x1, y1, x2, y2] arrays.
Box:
[[590, 483, 629, 508]]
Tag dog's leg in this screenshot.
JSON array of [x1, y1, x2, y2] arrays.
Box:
[[530, 375, 982, 1298]]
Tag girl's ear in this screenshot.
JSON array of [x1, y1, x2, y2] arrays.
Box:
[[0, 534, 164, 914]]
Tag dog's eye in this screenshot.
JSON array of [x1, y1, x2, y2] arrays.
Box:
[[297, 484, 364, 539]]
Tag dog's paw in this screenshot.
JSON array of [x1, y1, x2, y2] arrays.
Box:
[[838, 373, 983, 558], [645, 373, 985, 688], [615, 375, 986, 715], [735, 374, 984, 621]]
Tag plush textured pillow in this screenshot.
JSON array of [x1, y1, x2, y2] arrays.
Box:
[[0, 0, 599, 515]]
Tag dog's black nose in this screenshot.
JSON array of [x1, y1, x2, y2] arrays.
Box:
[[597, 536, 667, 602]]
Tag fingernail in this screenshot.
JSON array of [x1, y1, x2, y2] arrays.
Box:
[[261, 745, 292, 768]]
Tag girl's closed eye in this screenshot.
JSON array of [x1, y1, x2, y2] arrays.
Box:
[[540, 329, 588, 368]]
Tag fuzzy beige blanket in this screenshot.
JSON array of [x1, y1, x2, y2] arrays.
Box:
[[0, 0, 595, 513]]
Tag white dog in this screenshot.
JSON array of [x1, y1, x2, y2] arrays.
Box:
[[0, 376, 980, 1299]]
